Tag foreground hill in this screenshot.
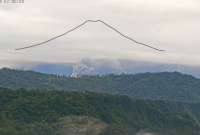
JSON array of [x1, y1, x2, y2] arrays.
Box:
[[1, 68, 200, 102], [0, 87, 200, 135]]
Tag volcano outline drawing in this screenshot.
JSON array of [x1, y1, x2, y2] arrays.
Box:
[[15, 19, 165, 52]]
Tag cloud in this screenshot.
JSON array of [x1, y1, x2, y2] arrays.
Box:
[[18, 58, 200, 78], [0, 0, 200, 67]]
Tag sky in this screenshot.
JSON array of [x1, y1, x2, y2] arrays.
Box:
[[0, 0, 200, 69]]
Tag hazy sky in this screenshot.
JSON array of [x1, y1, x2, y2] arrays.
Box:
[[0, 0, 200, 68]]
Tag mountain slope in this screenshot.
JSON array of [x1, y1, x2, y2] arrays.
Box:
[[1, 88, 200, 135], [1, 68, 200, 102]]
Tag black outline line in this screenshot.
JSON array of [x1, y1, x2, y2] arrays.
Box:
[[15, 20, 165, 51]]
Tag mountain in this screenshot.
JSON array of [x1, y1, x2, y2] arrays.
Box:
[[31, 64, 73, 76], [1, 88, 200, 135], [1, 68, 200, 103], [25, 59, 200, 78]]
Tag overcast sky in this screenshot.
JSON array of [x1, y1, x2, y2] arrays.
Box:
[[0, 0, 200, 68]]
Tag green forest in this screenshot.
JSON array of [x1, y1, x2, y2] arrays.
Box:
[[1, 87, 200, 135], [1, 68, 200, 103], [1, 69, 200, 135]]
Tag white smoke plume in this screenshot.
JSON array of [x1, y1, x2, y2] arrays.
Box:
[[70, 58, 125, 77], [71, 63, 95, 78]]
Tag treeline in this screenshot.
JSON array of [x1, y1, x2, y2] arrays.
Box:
[[1, 68, 200, 103], [0, 87, 200, 135]]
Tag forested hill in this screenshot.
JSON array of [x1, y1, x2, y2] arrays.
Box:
[[1, 88, 200, 135], [1, 68, 200, 103]]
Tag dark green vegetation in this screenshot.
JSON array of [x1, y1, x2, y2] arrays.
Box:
[[1, 88, 200, 135], [1, 68, 200, 103]]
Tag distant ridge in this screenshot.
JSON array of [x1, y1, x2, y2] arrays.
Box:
[[15, 20, 164, 51], [1, 68, 200, 103]]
